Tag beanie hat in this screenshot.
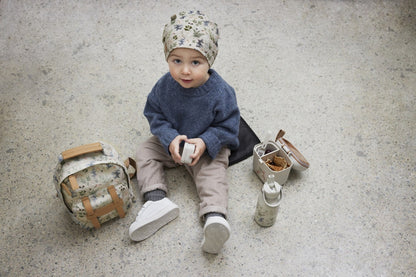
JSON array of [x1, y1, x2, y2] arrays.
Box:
[[162, 11, 219, 67]]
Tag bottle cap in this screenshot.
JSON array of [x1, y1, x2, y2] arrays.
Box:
[[263, 175, 281, 200]]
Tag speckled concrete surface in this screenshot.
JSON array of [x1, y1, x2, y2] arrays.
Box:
[[1, 1, 415, 276]]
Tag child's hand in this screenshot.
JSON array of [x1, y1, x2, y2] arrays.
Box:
[[186, 138, 206, 166], [169, 135, 188, 164]]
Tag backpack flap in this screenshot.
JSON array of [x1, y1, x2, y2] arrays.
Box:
[[54, 142, 132, 200]]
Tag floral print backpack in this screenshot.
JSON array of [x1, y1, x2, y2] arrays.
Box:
[[54, 142, 136, 229]]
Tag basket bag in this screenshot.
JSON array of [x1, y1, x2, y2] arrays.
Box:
[[53, 142, 136, 229]]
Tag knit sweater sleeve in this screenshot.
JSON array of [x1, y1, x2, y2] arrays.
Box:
[[143, 81, 180, 153], [199, 83, 240, 159]]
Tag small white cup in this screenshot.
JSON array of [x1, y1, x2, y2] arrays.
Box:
[[181, 142, 195, 164]]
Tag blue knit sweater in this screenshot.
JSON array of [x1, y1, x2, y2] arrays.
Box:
[[144, 69, 240, 159]]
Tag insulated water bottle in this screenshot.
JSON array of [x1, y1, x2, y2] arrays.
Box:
[[254, 174, 282, 227]]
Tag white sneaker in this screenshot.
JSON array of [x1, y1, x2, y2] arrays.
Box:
[[201, 216, 230, 254], [129, 198, 179, 241]]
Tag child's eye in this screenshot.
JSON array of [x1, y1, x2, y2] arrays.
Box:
[[173, 59, 181, 64], [192, 60, 200, 66]]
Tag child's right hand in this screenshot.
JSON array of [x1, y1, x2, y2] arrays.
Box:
[[169, 135, 188, 164]]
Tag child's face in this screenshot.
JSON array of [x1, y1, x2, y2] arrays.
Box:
[[167, 48, 210, 89]]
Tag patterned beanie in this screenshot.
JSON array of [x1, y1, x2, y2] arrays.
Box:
[[162, 11, 219, 67]]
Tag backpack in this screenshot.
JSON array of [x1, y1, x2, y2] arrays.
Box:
[[53, 142, 136, 229]]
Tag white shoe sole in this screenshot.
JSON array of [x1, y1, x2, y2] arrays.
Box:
[[201, 216, 230, 254], [129, 200, 179, 241]]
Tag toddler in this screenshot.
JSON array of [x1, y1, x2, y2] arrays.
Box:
[[129, 10, 240, 254]]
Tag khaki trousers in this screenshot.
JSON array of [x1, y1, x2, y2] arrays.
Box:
[[136, 136, 230, 219]]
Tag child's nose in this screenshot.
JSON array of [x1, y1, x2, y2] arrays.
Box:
[[181, 64, 191, 74]]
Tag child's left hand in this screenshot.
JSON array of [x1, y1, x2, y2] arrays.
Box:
[[169, 135, 188, 164], [186, 138, 206, 166]]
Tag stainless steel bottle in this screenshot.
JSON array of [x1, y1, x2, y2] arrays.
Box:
[[254, 174, 282, 227]]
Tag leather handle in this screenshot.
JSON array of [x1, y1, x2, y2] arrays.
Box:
[[275, 130, 285, 142], [61, 142, 103, 160]]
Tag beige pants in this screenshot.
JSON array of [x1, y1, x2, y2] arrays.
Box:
[[136, 136, 230, 219]]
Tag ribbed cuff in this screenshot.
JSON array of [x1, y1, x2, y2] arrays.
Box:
[[144, 189, 166, 202]]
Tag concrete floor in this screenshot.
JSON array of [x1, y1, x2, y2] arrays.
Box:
[[1, 0, 415, 276]]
